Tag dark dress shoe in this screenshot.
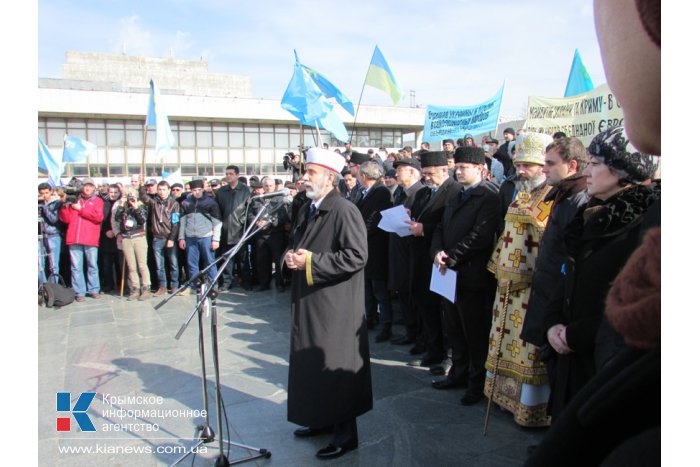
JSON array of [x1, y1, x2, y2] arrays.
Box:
[[375, 329, 392, 342], [429, 364, 446, 375], [409, 344, 426, 355], [460, 390, 484, 405], [431, 378, 465, 390], [316, 441, 358, 460], [293, 426, 332, 437], [391, 335, 415, 345]]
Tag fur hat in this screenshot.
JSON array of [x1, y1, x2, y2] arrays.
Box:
[[588, 125, 658, 183], [420, 151, 448, 168], [514, 133, 553, 166], [349, 151, 371, 166], [189, 179, 204, 190], [454, 147, 485, 165]]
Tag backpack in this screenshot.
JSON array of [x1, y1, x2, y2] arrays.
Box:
[[41, 275, 75, 308]]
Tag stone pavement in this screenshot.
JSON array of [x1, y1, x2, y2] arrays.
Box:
[[38, 286, 545, 466]]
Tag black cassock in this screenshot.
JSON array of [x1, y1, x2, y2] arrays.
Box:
[[286, 189, 373, 428]]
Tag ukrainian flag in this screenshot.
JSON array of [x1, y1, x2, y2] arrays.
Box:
[[365, 46, 403, 105]]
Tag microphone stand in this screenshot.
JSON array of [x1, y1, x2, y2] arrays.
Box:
[[157, 201, 289, 466]]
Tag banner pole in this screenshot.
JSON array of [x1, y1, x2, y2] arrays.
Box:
[[350, 53, 373, 145]]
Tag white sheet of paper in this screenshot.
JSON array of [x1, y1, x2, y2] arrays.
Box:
[[378, 205, 412, 237], [429, 264, 457, 303]]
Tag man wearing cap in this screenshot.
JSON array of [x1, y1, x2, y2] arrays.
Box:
[[177, 179, 223, 295], [248, 176, 290, 292], [482, 138, 506, 184], [284, 148, 371, 460], [483, 132, 555, 427], [347, 151, 371, 205], [59, 177, 105, 301], [406, 151, 462, 370], [442, 139, 456, 158], [388, 157, 429, 351], [356, 160, 394, 342], [215, 165, 251, 291], [430, 146, 501, 404], [383, 169, 399, 198], [495, 128, 517, 178]]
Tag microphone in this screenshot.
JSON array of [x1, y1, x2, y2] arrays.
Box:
[[250, 188, 290, 200]]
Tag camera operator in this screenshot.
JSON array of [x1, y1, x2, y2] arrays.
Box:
[[114, 188, 151, 301], [283, 152, 302, 182], [59, 177, 104, 301], [38, 183, 64, 284]]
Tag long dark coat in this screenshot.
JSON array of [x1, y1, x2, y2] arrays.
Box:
[[409, 177, 462, 303], [542, 183, 660, 419], [286, 189, 372, 428], [387, 181, 428, 291], [356, 182, 392, 281]]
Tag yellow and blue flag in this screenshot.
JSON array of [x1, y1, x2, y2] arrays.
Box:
[[63, 135, 96, 163], [564, 49, 594, 97], [365, 46, 403, 105], [281, 52, 349, 142], [146, 79, 175, 159], [38, 137, 64, 187]]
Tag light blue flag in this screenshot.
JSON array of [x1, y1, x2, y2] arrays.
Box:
[[422, 82, 505, 142], [63, 135, 96, 162], [564, 49, 594, 97], [146, 79, 176, 159], [38, 137, 64, 187], [298, 52, 355, 116], [281, 53, 349, 142]]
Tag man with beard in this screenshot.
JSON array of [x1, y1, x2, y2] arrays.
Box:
[[406, 151, 462, 370], [284, 148, 371, 460], [521, 137, 590, 350], [483, 132, 555, 428]]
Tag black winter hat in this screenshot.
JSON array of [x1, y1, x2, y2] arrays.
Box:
[[420, 151, 448, 168], [454, 146, 486, 165]]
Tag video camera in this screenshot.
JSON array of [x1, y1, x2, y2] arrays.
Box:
[[62, 177, 83, 205]]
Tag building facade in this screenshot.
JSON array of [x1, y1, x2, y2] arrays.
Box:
[[39, 51, 426, 180]]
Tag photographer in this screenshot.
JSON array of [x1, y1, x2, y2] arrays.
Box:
[[114, 188, 151, 301], [59, 177, 104, 301], [283, 152, 302, 182], [38, 183, 64, 284]]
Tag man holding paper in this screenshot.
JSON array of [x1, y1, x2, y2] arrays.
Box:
[[431, 146, 501, 405]]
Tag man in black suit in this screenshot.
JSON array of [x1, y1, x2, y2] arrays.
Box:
[[356, 160, 394, 341], [430, 146, 500, 405], [406, 151, 463, 369]]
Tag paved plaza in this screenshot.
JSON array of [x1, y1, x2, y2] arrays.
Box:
[[38, 287, 544, 466]]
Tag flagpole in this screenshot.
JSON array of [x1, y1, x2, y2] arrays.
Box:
[[141, 124, 147, 179], [349, 62, 373, 145]]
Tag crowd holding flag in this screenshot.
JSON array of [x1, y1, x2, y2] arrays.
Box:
[[281, 51, 351, 143], [564, 49, 594, 97]]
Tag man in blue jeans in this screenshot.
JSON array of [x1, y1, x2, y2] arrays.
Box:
[[178, 179, 222, 295], [142, 181, 181, 295], [59, 178, 104, 301], [38, 183, 63, 284]]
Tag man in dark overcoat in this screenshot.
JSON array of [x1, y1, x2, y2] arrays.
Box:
[[283, 147, 372, 460], [431, 146, 501, 404], [406, 151, 462, 369], [356, 160, 394, 342]]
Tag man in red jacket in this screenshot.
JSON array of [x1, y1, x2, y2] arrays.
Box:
[[59, 178, 104, 301]]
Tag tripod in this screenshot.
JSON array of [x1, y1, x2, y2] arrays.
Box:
[[157, 199, 287, 466]]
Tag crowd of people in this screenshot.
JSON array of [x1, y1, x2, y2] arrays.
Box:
[[38, 0, 661, 461]]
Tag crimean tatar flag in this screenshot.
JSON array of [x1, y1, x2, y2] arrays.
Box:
[[564, 49, 594, 97], [365, 46, 403, 105], [146, 79, 176, 159]]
